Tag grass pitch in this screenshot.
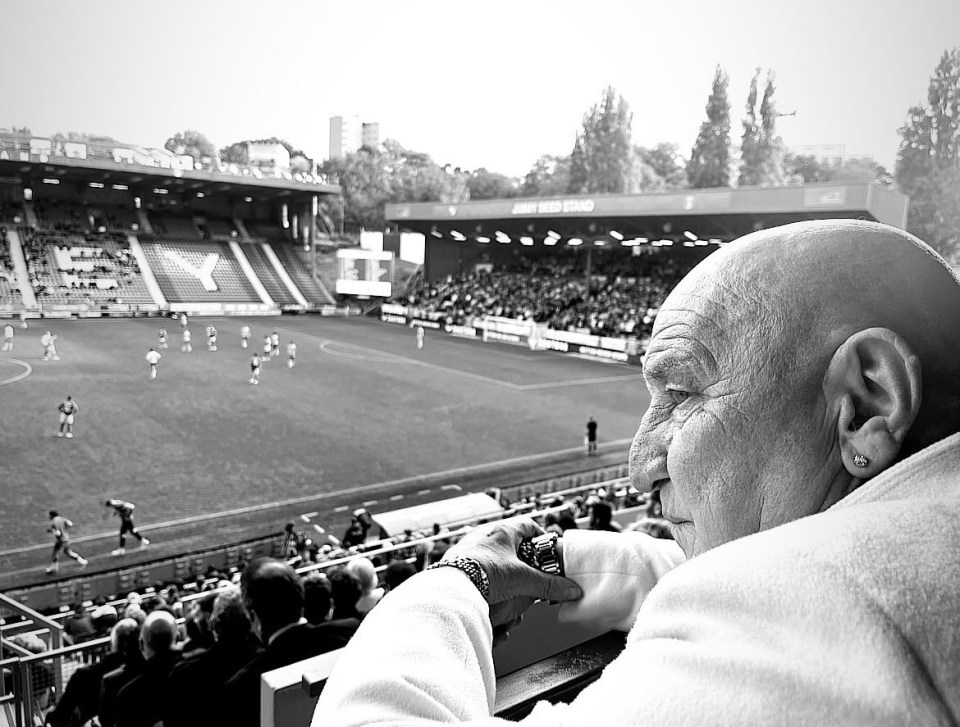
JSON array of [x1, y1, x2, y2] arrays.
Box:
[[0, 315, 650, 553]]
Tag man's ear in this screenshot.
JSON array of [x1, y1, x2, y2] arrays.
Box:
[[823, 327, 922, 478]]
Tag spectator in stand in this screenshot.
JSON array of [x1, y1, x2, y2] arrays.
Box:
[[47, 618, 138, 727], [98, 617, 145, 727], [114, 610, 180, 727], [223, 557, 358, 727], [588, 500, 622, 532], [383, 561, 416, 592], [341, 517, 366, 549], [303, 573, 334, 625], [90, 604, 119, 639], [164, 588, 262, 727], [344, 557, 385, 616], [9, 634, 55, 712], [180, 592, 215, 654], [64, 601, 96, 645], [328, 567, 364, 622]]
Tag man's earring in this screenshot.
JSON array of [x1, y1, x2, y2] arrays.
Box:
[[853, 454, 869, 468]]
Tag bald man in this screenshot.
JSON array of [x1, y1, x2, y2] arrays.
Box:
[[315, 220, 960, 726], [114, 611, 180, 727]]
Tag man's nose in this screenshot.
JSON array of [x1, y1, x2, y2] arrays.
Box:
[[628, 412, 671, 492]]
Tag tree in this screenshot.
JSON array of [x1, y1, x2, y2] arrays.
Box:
[[466, 168, 519, 200], [739, 69, 786, 186], [165, 130, 217, 162], [896, 48, 960, 257], [567, 86, 636, 194], [319, 139, 469, 233], [756, 71, 787, 185], [738, 68, 762, 186], [520, 155, 572, 197], [687, 66, 732, 188], [637, 143, 688, 189], [219, 141, 249, 165]]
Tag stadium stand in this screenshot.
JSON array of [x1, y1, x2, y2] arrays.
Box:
[[1, 481, 660, 726], [199, 217, 240, 241], [270, 244, 331, 305], [398, 254, 688, 339], [148, 215, 201, 242], [140, 241, 262, 303], [241, 243, 301, 306], [0, 227, 24, 307], [17, 227, 154, 307]]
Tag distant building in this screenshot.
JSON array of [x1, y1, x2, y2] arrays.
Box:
[[329, 116, 380, 159], [329, 116, 361, 160], [361, 122, 380, 150]]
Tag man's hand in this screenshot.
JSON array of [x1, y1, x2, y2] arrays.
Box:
[[444, 519, 582, 629]]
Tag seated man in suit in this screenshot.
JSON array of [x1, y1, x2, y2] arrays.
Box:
[[223, 557, 359, 727], [98, 619, 145, 727], [114, 610, 180, 727]]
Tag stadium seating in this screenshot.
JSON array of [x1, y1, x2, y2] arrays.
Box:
[[17, 228, 154, 307], [241, 243, 300, 306], [149, 214, 201, 242], [270, 244, 330, 304], [400, 256, 688, 340], [140, 240, 262, 303], [0, 228, 24, 307], [200, 217, 240, 240]]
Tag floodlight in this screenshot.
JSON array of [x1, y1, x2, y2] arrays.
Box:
[[683, 230, 698, 241], [153, 188, 168, 194], [196, 192, 205, 198], [42, 178, 60, 185], [244, 196, 253, 203], [112, 184, 128, 191], [477, 236, 491, 243], [89, 182, 104, 188], [547, 230, 560, 239], [695, 239, 709, 246], [520, 236, 534, 246], [568, 238, 583, 246], [544, 238, 558, 246], [609, 230, 624, 240]]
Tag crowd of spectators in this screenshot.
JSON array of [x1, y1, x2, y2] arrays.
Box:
[[395, 254, 692, 339], [17, 225, 146, 305], [1, 483, 670, 726]]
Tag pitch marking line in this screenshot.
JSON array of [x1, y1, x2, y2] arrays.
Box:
[[0, 439, 633, 557], [389, 494, 404, 501], [0, 357, 33, 386], [289, 329, 640, 391]]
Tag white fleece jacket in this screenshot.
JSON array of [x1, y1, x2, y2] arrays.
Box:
[[314, 433, 960, 726]]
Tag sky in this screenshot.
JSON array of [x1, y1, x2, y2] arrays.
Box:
[[2, 0, 958, 178]]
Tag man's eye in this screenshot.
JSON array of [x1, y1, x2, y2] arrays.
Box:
[[666, 388, 690, 404]]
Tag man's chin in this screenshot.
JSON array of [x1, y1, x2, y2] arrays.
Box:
[[666, 521, 696, 558]]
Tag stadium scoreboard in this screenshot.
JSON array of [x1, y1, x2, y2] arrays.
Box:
[[336, 248, 395, 297]]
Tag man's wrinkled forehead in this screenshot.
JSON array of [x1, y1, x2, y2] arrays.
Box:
[[649, 260, 774, 363]]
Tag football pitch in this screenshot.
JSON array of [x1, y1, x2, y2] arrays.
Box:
[[0, 315, 650, 554]]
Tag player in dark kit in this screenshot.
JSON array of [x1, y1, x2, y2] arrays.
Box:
[[105, 499, 150, 555], [46, 510, 88, 574]]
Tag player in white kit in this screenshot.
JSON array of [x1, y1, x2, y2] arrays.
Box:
[[207, 324, 218, 352], [145, 347, 161, 379], [2, 322, 13, 351], [181, 328, 192, 353], [262, 334, 272, 361], [41, 331, 60, 361], [240, 324, 251, 349], [416, 324, 425, 350], [270, 330, 280, 358], [287, 340, 297, 368], [158, 327, 168, 349]]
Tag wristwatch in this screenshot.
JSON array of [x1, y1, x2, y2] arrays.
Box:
[[517, 532, 563, 576]]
